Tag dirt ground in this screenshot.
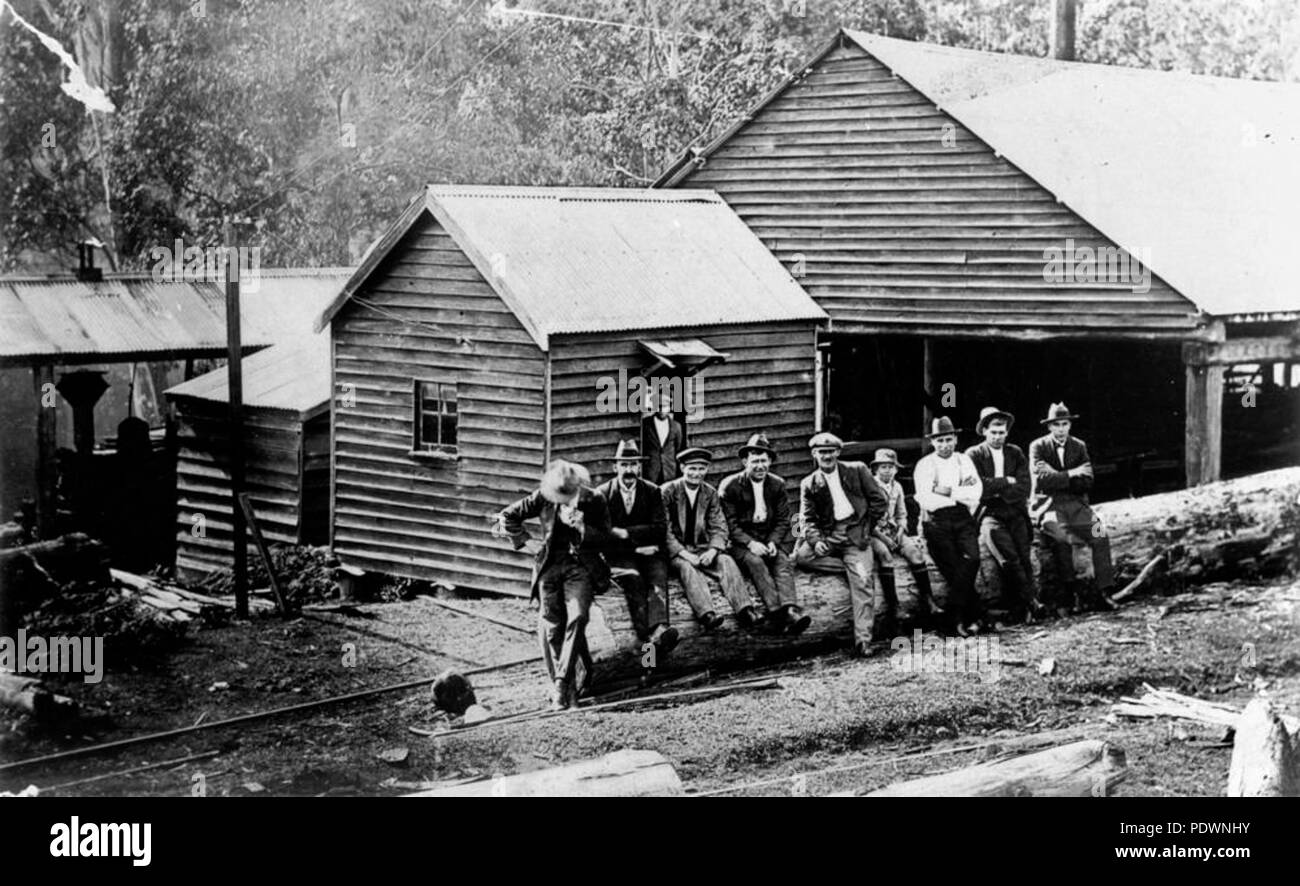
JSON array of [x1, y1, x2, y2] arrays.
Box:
[[2, 578, 1297, 797]]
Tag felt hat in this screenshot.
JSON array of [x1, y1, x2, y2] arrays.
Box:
[[737, 433, 778, 461], [612, 439, 646, 461], [926, 416, 963, 439], [869, 448, 904, 468], [976, 406, 1015, 435], [539, 459, 590, 503], [1039, 402, 1080, 425]]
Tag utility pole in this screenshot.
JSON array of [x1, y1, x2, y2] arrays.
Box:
[[1051, 0, 1077, 61], [224, 220, 248, 617]]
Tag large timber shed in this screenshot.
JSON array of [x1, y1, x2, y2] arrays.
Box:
[[658, 30, 1300, 495], [316, 185, 828, 596]]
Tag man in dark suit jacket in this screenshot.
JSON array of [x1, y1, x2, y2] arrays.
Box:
[[595, 440, 679, 659], [794, 432, 888, 656], [719, 434, 811, 635], [641, 391, 686, 485], [495, 460, 612, 710], [661, 448, 758, 631], [966, 407, 1042, 624], [1028, 403, 1115, 612]]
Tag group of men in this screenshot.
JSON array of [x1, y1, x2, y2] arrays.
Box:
[[493, 398, 1114, 710]]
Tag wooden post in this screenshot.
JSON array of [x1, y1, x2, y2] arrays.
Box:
[[32, 364, 56, 539], [225, 223, 248, 617], [237, 493, 288, 615], [1050, 0, 1076, 61], [813, 332, 826, 431], [1183, 328, 1225, 487], [922, 337, 935, 432]]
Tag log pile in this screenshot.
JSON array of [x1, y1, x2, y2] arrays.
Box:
[[586, 468, 1300, 682]]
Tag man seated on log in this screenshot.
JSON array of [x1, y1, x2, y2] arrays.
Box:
[[595, 439, 680, 658], [794, 432, 888, 658], [1029, 403, 1115, 614], [718, 433, 812, 636], [868, 448, 939, 637], [914, 417, 985, 637], [661, 447, 762, 632], [494, 460, 612, 711], [966, 407, 1045, 626]]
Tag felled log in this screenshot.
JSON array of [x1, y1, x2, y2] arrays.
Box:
[[0, 671, 79, 724], [0, 534, 112, 637], [862, 739, 1127, 797], [407, 749, 682, 798], [1227, 698, 1300, 797], [586, 469, 1300, 682]]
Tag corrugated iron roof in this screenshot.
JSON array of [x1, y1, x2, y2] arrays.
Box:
[[0, 268, 350, 365], [319, 186, 827, 349], [164, 334, 330, 418], [841, 31, 1300, 319]]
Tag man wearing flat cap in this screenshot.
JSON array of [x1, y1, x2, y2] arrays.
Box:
[[718, 433, 811, 636], [1029, 403, 1115, 613], [868, 448, 938, 637], [595, 439, 679, 659], [660, 447, 761, 631], [914, 417, 984, 636], [794, 431, 888, 656], [494, 459, 613, 710], [966, 407, 1043, 625]]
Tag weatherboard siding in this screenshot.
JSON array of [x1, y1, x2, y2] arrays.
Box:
[[670, 41, 1200, 336], [329, 216, 543, 596]]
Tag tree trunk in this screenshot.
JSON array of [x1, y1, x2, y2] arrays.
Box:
[[407, 749, 682, 797], [586, 468, 1300, 682], [1227, 697, 1300, 797], [862, 739, 1126, 797]]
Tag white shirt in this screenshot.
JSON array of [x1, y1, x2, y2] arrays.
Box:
[[685, 485, 699, 509], [913, 451, 983, 518], [1056, 443, 1067, 466], [619, 481, 636, 515], [991, 447, 1005, 478], [751, 479, 767, 522], [654, 416, 670, 446], [821, 468, 855, 521]]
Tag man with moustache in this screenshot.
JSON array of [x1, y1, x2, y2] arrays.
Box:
[[794, 432, 888, 657], [661, 447, 762, 632], [913, 417, 984, 637], [966, 407, 1044, 625], [1029, 403, 1116, 613], [595, 439, 680, 657], [718, 433, 811, 636]]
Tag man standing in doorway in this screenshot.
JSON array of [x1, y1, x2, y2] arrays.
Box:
[[914, 417, 985, 637], [642, 389, 685, 485], [1028, 403, 1115, 613], [794, 432, 888, 657]]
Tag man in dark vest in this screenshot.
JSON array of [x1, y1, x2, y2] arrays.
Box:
[[494, 460, 612, 711], [1029, 402, 1115, 613], [966, 407, 1044, 625], [641, 390, 685, 485], [661, 447, 760, 631], [794, 432, 888, 656], [595, 439, 680, 658], [718, 433, 811, 635]]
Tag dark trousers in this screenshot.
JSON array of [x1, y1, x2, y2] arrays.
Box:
[[606, 552, 670, 640], [923, 507, 981, 625], [537, 556, 596, 686], [982, 508, 1038, 616], [1037, 501, 1115, 605], [730, 546, 797, 611]]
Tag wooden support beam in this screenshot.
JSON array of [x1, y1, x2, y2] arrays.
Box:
[[921, 337, 935, 432], [1184, 335, 1300, 366], [31, 364, 56, 538], [1183, 358, 1225, 486]]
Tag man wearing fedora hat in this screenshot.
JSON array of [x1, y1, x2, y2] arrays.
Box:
[[794, 431, 888, 656], [718, 433, 811, 635], [595, 439, 680, 658], [495, 459, 613, 710], [868, 448, 938, 636], [966, 407, 1043, 624], [660, 447, 759, 631], [914, 416, 985, 636], [1029, 403, 1115, 612]]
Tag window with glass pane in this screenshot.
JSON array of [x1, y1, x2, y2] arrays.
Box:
[[413, 381, 458, 452]]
